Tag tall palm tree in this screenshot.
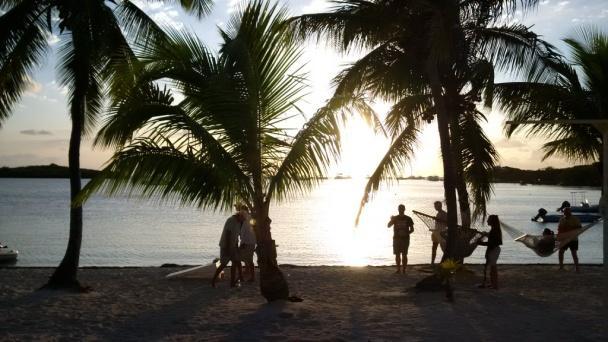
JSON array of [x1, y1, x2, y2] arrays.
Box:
[[0, 0, 213, 289], [76, 1, 359, 301], [289, 0, 553, 257], [496, 27, 608, 164]]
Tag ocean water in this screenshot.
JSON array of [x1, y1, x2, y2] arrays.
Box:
[[0, 178, 603, 266]]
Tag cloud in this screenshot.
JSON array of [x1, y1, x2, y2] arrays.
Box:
[[20, 129, 53, 136], [555, 1, 570, 12], [152, 9, 184, 30]]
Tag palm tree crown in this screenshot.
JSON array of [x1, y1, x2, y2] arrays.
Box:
[[78, 0, 353, 301], [497, 27, 608, 163], [289, 0, 555, 223], [0, 0, 213, 288]]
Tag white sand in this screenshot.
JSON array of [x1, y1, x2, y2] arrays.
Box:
[[0, 265, 605, 341]]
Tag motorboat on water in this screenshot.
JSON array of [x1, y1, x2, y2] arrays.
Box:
[[0, 243, 18, 262], [531, 212, 601, 223], [532, 192, 602, 223], [556, 192, 600, 213]]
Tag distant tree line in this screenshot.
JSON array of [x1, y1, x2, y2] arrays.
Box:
[[2, 163, 600, 187], [0, 164, 99, 179], [493, 164, 601, 187]]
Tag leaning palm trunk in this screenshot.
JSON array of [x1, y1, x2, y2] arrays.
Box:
[[47, 98, 84, 288], [427, 64, 459, 260], [0, 0, 214, 290]]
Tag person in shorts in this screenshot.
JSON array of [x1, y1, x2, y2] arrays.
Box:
[[238, 205, 257, 282], [387, 204, 414, 274], [212, 208, 244, 287], [558, 207, 581, 272], [478, 215, 502, 289], [432, 201, 447, 265]]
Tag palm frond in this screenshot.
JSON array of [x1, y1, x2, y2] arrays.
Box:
[[116, 1, 167, 45], [472, 24, 559, 81], [384, 94, 432, 138], [287, 0, 403, 51], [0, 0, 49, 125], [457, 110, 498, 220], [76, 138, 247, 210], [266, 95, 344, 202], [355, 123, 419, 225]]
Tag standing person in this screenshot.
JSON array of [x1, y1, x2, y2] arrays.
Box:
[[211, 208, 244, 287], [239, 205, 257, 282], [387, 204, 415, 274], [557, 207, 581, 273], [432, 201, 447, 266], [478, 215, 502, 289]]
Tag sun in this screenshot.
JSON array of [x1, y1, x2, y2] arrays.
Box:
[[338, 117, 390, 179]]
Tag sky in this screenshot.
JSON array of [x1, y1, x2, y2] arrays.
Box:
[[0, 0, 607, 176]]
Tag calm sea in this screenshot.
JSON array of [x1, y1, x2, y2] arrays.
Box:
[[0, 178, 603, 266]]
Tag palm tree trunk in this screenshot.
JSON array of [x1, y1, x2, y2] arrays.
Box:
[[427, 64, 459, 261], [449, 113, 472, 229], [253, 200, 289, 302], [46, 96, 84, 289]]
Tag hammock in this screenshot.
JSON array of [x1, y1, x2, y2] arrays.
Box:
[[413, 210, 486, 260], [499, 220, 601, 257]]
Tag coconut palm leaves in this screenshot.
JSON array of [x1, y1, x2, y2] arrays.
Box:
[[290, 0, 551, 223], [0, 0, 213, 288], [79, 1, 351, 301], [80, 1, 345, 226], [496, 27, 608, 163]]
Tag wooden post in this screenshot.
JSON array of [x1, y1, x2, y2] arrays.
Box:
[[593, 124, 608, 271]]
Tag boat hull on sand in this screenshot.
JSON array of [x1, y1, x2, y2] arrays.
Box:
[[165, 262, 223, 280], [0, 248, 18, 262]]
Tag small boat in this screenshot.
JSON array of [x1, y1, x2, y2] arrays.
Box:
[[531, 211, 601, 223], [557, 192, 599, 213], [569, 205, 599, 213], [0, 243, 18, 262]]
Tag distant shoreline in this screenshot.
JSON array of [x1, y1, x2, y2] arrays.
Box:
[[0, 163, 602, 187]]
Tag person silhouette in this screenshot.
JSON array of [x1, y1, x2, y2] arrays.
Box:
[[387, 204, 414, 274]]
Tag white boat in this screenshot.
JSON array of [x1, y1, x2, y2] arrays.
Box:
[[166, 259, 223, 280], [0, 244, 18, 262]]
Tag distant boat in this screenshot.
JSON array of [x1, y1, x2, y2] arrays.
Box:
[[531, 211, 601, 223], [0, 243, 18, 262], [334, 173, 352, 180], [556, 193, 599, 213]]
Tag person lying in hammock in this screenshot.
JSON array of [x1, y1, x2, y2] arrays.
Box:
[[537, 228, 556, 256]]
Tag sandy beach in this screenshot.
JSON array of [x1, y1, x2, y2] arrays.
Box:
[[0, 265, 605, 341]]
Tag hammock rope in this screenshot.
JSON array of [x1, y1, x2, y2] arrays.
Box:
[[412, 210, 486, 260], [499, 220, 600, 257]]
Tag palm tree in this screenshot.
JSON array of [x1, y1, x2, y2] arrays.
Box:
[[496, 27, 608, 164], [0, 0, 213, 289], [288, 0, 553, 258], [76, 1, 358, 301]]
